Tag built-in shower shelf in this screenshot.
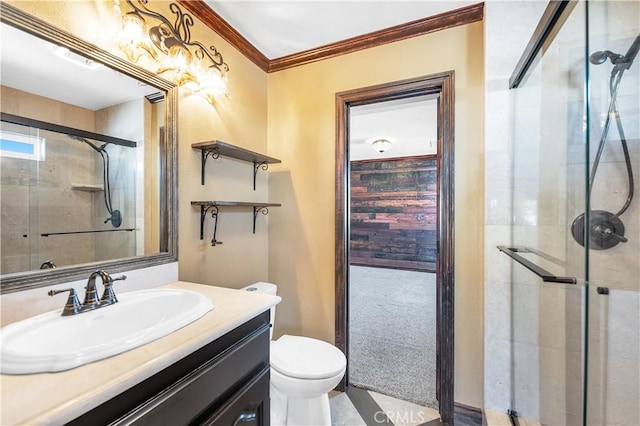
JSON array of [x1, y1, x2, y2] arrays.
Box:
[[191, 201, 281, 247], [191, 140, 281, 188], [71, 183, 104, 192]]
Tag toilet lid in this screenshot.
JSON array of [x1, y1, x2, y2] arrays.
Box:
[[270, 335, 346, 380]]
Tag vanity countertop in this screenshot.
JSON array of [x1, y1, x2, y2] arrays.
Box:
[[0, 281, 281, 425]]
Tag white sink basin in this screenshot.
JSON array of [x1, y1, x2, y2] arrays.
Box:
[[1, 288, 213, 374]]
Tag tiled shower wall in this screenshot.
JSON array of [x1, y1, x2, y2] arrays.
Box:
[[94, 98, 146, 262]]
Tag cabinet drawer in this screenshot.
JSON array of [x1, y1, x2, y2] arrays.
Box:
[[113, 325, 269, 426], [202, 366, 270, 426]]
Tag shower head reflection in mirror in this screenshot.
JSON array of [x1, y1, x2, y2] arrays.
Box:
[[70, 136, 122, 228], [571, 33, 639, 250]]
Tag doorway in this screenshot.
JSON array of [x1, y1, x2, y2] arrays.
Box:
[[335, 73, 455, 423], [349, 96, 438, 409]]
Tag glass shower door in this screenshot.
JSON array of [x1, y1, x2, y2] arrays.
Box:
[[507, 1, 640, 425], [508, 2, 588, 424]]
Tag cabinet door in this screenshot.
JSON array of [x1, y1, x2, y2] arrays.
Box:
[[201, 366, 270, 426], [111, 327, 269, 426]]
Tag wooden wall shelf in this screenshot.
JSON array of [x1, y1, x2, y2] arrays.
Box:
[[191, 201, 281, 246], [192, 140, 281, 188]]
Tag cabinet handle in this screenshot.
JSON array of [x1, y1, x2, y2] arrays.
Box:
[[233, 408, 257, 425]]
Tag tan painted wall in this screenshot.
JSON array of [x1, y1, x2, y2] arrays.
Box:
[[267, 22, 485, 407], [5, 1, 270, 288]]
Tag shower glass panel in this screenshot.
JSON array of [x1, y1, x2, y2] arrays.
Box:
[[585, 1, 639, 425], [508, 1, 639, 425], [510, 2, 587, 424]]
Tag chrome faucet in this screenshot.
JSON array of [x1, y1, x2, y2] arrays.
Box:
[[39, 260, 56, 269], [48, 270, 127, 316]]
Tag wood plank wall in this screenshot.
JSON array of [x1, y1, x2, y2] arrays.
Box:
[[350, 155, 437, 272]]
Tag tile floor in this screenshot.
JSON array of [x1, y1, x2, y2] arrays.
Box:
[[484, 409, 541, 426], [330, 392, 542, 426], [330, 389, 440, 426]]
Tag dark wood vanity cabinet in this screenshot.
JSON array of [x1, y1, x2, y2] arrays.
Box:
[[67, 312, 270, 426]]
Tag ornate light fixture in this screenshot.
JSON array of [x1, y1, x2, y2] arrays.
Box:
[[114, 0, 229, 104], [369, 138, 393, 153]]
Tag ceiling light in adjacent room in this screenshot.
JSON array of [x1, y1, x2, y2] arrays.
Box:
[[370, 138, 393, 153]]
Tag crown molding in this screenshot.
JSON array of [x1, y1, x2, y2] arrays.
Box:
[[178, 1, 484, 73], [268, 3, 484, 72], [177, 0, 270, 72]]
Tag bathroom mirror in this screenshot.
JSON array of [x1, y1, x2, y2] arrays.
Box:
[[0, 3, 178, 293]]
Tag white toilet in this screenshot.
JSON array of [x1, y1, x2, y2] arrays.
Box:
[[242, 282, 346, 426]]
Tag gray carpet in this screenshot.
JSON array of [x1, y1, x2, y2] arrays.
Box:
[[348, 265, 437, 409]]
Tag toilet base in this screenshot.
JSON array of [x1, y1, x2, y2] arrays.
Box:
[[270, 383, 331, 426]]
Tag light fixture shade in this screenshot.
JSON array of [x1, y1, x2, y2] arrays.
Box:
[[118, 11, 157, 62], [194, 65, 229, 103], [115, 1, 230, 105], [156, 43, 196, 86], [370, 139, 392, 153]]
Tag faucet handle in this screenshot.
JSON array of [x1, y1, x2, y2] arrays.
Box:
[[100, 274, 127, 305], [48, 288, 82, 316]]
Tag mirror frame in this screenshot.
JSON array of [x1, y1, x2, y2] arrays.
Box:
[[0, 3, 178, 294]]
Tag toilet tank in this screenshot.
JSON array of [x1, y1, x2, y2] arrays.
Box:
[[241, 282, 277, 339]]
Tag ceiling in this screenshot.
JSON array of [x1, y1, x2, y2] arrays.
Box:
[[0, 23, 159, 111], [198, 1, 469, 154], [350, 96, 438, 161], [2, 1, 464, 143], [204, 1, 479, 59]]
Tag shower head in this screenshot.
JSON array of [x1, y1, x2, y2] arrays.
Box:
[[590, 34, 640, 70], [589, 50, 623, 65], [69, 135, 106, 153]]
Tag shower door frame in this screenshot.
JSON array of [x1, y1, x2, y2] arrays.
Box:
[[334, 72, 455, 423]]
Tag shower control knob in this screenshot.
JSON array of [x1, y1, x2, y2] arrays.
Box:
[[571, 210, 627, 250], [600, 226, 628, 243]]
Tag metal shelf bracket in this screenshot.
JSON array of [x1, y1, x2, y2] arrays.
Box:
[[192, 201, 280, 247], [200, 148, 220, 185], [200, 204, 222, 246], [192, 140, 281, 189], [253, 206, 270, 234], [253, 161, 269, 190]]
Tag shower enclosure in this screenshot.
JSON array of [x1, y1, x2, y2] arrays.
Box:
[[0, 118, 139, 274], [503, 1, 639, 425]]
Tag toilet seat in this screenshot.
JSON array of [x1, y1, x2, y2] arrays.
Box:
[[270, 335, 346, 380]]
